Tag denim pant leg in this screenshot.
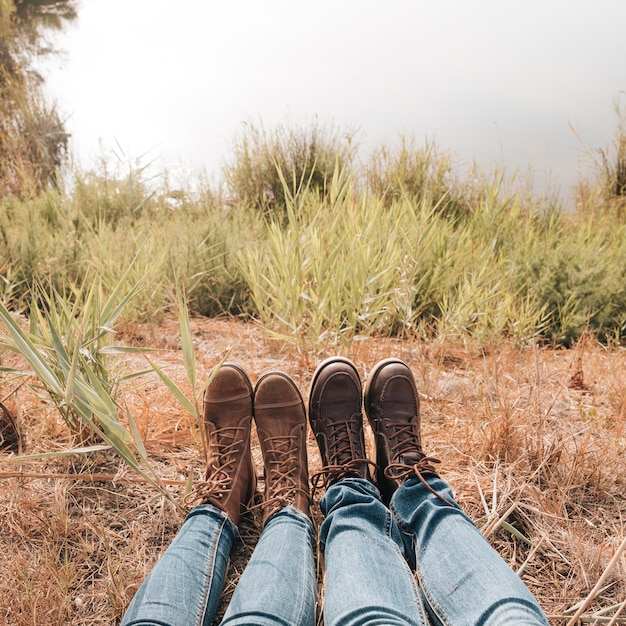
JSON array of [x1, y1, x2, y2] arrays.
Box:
[[121, 504, 235, 626], [220, 506, 316, 626], [320, 478, 429, 626], [391, 476, 549, 626]]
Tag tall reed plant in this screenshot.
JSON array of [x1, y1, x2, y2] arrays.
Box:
[[0, 267, 179, 505], [237, 165, 442, 352], [2, 122, 626, 346]]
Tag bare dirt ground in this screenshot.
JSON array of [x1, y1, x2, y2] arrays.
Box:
[[1, 317, 625, 624]]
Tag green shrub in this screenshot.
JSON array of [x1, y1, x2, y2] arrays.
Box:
[[222, 118, 356, 217], [367, 135, 470, 217], [71, 167, 156, 230], [162, 197, 262, 318], [237, 166, 447, 352], [1, 120, 626, 346]]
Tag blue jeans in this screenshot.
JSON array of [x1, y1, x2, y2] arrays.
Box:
[[122, 479, 548, 626], [320, 477, 549, 626], [121, 504, 316, 626]]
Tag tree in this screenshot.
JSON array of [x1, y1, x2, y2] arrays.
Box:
[[0, 0, 75, 196]]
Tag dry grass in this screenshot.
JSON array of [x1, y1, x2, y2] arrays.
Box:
[[0, 317, 625, 625]]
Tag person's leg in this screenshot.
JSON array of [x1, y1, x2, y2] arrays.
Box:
[[365, 358, 548, 626], [391, 477, 548, 626], [220, 371, 316, 626], [221, 507, 316, 626], [122, 504, 235, 626], [309, 357, 428, 626], [122, 363, 257, 626], [320, 478, 429, 626]]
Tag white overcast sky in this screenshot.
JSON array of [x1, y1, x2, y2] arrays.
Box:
[[42, 0, 626, 199]]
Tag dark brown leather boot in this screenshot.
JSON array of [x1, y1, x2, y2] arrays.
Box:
[[364, 358, 441, 503], [308, 356, 372, 490], [254, 371, 310, 524], [194, 363, 256, 526]]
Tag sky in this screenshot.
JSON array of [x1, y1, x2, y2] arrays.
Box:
[[41, 0, 626, 201]]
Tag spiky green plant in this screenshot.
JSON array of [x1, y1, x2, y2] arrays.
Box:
[[237, 164, 443, 352], [0, 267, 181, 506]]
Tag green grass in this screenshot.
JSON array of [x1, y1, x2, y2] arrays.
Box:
[[0, 123, 625, 348]]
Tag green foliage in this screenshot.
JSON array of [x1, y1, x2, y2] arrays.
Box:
[[575, 98, 626, 221], [237, 165, 440, 352], [1, 120, 626, 347], [0, 268, 183, 506], [0, 165, 258, 319], [0, 189, 75, 291], [71, 167, 157, 230], [521, 215, 626, 345], [367, 136, 470, 216], [222, 118, 356, 217], [238, 160, 626, 348], [0, 268, 146, 434], [0, 0, 71, 196], [0, 71, 68, 196], [595, 99, 626, 218], [162, 190, 262, 318]]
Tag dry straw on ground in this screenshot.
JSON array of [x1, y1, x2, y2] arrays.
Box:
[[0, 317, 624, 624]]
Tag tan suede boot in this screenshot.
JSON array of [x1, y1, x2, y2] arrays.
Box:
[[253, 371, 310, 524], [194, 363, 256, 526]]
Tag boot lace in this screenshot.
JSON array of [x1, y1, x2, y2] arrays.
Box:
[[311, 415, 375, 493], [384, 420, 453, 507], [252, 434, 309, 518], [191, 426, 246, 505]]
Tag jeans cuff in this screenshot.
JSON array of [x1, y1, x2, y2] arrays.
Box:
[[186, 502, 238, 535], [265, 505, 313, 527], [322, 476, 381, 501]]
